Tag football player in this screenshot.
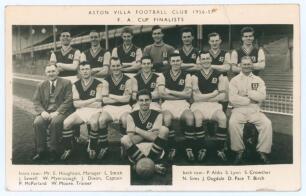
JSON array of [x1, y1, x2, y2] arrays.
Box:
[[112, 27, 142, 73], [98, 57, 133, 159], [50, 30, 81, 77], [80, 30, 110, 78], [191, 51, 228, 162], [121, 89, 169, 174], [157, 53, 194, 161], [231, 27, 265, 76], [143, 25, 175, 73], [229, 56, 272, 164], [207, 32, 231, 113], [178, 27, 201, 72], [60, 62, 103, 160], [131, 56, 160, 111]]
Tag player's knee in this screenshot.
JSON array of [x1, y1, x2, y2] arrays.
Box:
[[120, 135, 132, 147], [33, 116, 44, 127], [99, 115, 110, 128], [159, 126, 169, 138], [193, 111, 203, 125], [63, 118, 72, 130], [216, 111, 227, 124], [163, 112, 173, 126], [182, 111, 194, 126], [119, 113, 128, 127], [89, 119, 99, 131]]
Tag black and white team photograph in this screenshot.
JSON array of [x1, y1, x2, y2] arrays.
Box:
[[12, 24, 293, 185]]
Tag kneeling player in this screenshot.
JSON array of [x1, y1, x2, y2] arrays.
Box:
[[191, 51, 228, 162], [61, 62, 103, 160], [131, 56, 160, 111], [157, 53, 194, 161], [98, 57, 132, 159], [121, 89, 169, 174]]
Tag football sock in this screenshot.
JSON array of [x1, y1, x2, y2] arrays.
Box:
[[62, 129, 73, 150], [184, 125, 195, 149], [89, 126, 98, 150], [98, 128, 108, 148], [216, 127, 227, 150], [168, 129, 176, 150], [119, 125, 126, 136], [148, 136, 167, 161], [195, 126, 206, 150], [126, 144, 145, 163]]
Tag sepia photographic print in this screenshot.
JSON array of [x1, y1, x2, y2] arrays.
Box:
[[6, 5, 300, 191]]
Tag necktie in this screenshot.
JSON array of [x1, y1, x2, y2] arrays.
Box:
[[51, 81, 55, 94]]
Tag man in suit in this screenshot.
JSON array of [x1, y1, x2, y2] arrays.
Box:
[[32, 64, 73, 162]]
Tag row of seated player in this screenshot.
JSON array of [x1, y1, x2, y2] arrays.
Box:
[[50, 26, 265, 78], [32, 51, 272, 174]]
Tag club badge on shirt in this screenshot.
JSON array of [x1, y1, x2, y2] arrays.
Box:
[[68, 54, 74, 60], [150, 82, 156, 88], [130, 52, 136, 58], [90, 90, 96, 96], [98, 56, 104, 62], [179, 79, 185, 85], [251, 83, 259, 90], [212, 77, 218, 83], [146, 122, 153, 129], [120, 84, 125, 90]]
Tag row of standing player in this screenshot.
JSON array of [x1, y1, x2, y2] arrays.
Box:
[[49, 25, 265, 78]]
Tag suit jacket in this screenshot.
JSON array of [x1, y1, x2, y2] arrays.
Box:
[[33, 77, 73, 116]]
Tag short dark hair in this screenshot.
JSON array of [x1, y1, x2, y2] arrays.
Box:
[[241, 26, 255, 36], [180, 27, 194, 36], [136, 89, 152, 100], [208, 32, 221, 40], [61, 29, 71, 36], [168, 52, 181, 61], [89, 30, 100, 35], [79, 61, 91, 69], [199, 50, 210, 56], [110, 57, 121, 64], [152, 25, 163, 33], [240, 55, 253, 63], [121, 27, 133, 35], [141, 56, 153, 63]]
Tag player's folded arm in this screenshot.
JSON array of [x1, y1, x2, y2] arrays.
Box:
[[229, 81, 251, 107], [247, 79, 266, 102]]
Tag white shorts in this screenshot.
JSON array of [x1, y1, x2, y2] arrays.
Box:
[[103, 104, 132, 122], [132, 102, 161, 111], [75, 107, 102, 123], [161, 100, 190, 119], [136, 142, 164, 159], [191, 102, 222, 120]]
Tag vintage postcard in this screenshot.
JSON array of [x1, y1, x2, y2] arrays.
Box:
[[6, 5, 300, 191]]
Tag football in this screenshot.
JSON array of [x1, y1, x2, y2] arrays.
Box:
[[135, 158, 155, 179]]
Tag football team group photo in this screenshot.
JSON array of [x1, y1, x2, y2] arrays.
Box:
[[12, 24, 293, 184]]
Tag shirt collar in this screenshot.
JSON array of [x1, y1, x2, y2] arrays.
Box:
[[49, 79, 57, 86], [153, 41, 165, 47], [239, 72, 254, 78]]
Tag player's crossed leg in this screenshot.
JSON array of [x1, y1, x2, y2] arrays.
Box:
[[121, 126, 169, 175]]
